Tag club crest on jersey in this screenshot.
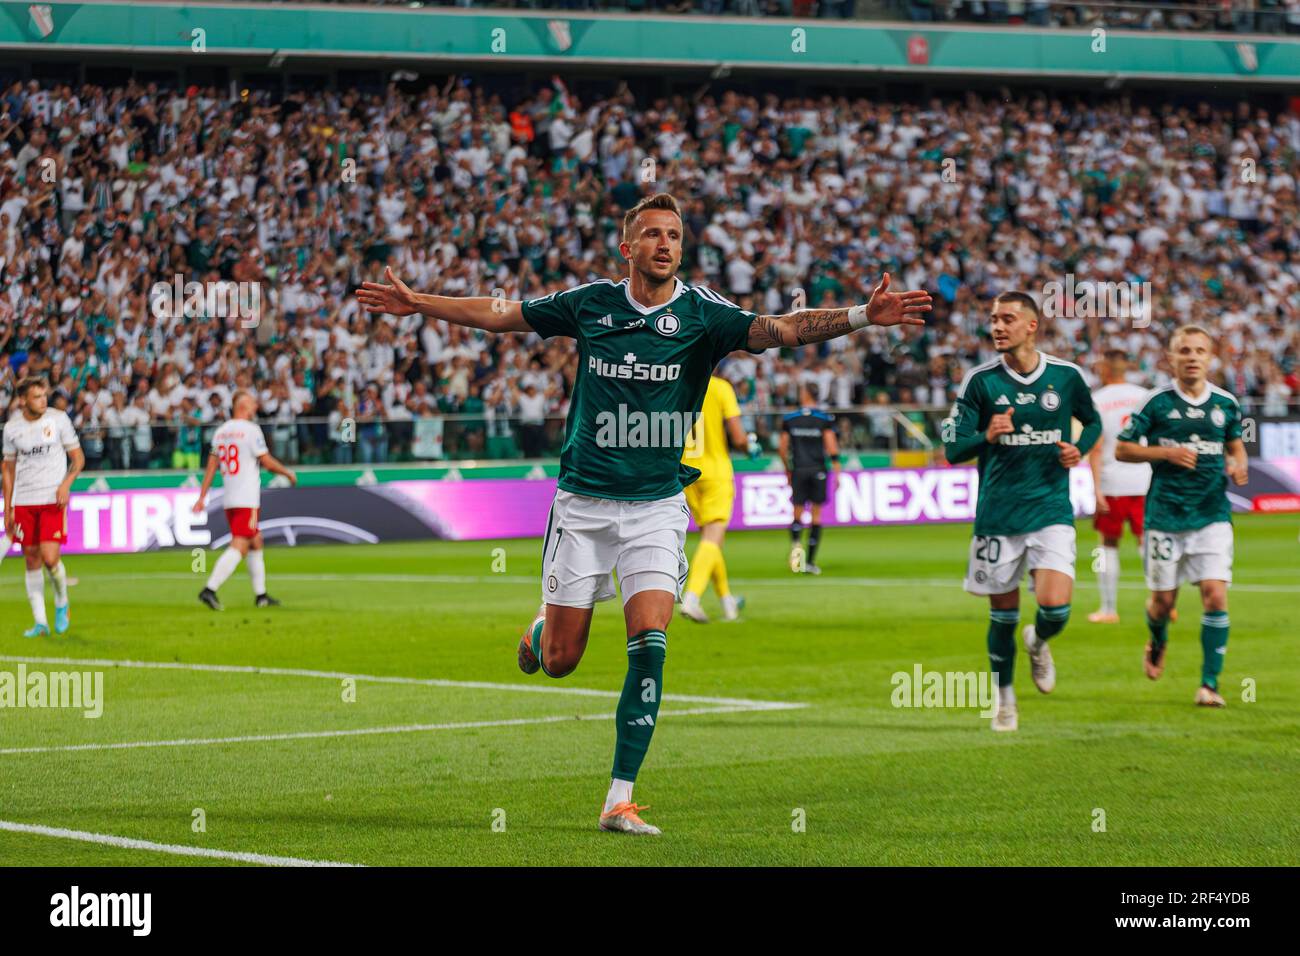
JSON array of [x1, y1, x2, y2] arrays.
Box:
[[655, 313, 680, 336], [1211, 407, 1226, 428], [1041, 390, 1060, 411]]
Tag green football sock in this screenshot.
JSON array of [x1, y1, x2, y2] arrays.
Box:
[[1035, 603, 1071, 641], [1199, 611, 1229, 690], [529, 616, 557, 678], [1146, 611, 1170, 648], [987, 609, 1019, 687], [611, 629, 666, 782]]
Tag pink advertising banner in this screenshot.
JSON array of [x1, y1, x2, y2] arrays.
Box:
[[4, 466, 1106, 553]]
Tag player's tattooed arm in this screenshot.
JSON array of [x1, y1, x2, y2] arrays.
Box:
[[357, 266, 531, 333], [747, 310, 852, 348], [746, 273, 931, 349]]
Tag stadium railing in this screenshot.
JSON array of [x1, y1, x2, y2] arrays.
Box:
[[69, 402, 1300, 470], [71, 406, 943, 470]]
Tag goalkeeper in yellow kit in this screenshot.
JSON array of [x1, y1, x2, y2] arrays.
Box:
[[679, 373, 753, 623]]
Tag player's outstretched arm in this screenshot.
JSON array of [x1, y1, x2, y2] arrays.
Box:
[[746, 273, 931, 349], [357, 266, 531, 333]]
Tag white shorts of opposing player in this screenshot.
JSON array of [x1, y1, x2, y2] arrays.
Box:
[[964, 524, 1076, 596], [1143, 521, 1233, 592], [541, 490, 689, 608]]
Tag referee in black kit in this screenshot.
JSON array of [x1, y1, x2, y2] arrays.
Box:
[[780, 386, 841, 576]]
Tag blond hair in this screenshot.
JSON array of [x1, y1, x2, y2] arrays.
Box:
[[1169, 325, 1214, 350]]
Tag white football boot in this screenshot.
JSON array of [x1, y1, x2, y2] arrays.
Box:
[[599, 802, 661, 836], [1023, 624, 1056, 694], [680, 591, 709, 624]]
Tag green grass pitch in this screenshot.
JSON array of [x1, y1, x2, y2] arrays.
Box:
[[1, 514, 1296, 866]]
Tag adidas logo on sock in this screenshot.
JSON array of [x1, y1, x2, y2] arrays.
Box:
[[626, 714, 655, 726]]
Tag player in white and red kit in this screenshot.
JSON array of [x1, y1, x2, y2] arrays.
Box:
[[1088, 352, 1152, 624], [192, 391, 297, 610], [2, 378, 85, 636]]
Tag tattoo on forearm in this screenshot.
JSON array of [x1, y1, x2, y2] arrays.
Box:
[[750, 309, 853, 348], [749, 316, 787, 348]]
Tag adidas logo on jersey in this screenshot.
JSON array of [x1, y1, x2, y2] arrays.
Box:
[[1168, 409, 1182, 419], [995, 394, 1010, 405], [599, 314, 613, 327]]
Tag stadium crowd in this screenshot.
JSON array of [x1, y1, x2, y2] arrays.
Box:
[[0, 74, 1297, 467]]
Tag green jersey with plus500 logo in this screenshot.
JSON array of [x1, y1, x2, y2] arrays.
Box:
[[521, 277, 758, 501], [941, 352, 1102, 536]]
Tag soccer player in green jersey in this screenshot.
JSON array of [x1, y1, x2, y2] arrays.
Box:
[[941, 292, 1102, 732], [1115, 325, 1248, 708], [358, 193, 932, 834]]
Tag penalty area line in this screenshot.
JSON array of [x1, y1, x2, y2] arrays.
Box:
[[0, 704, 806, 756], [0, 819, 361, 867], [0, 654, 801, 710]]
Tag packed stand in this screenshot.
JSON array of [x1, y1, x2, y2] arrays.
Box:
[[0, 76, 1297, 468]]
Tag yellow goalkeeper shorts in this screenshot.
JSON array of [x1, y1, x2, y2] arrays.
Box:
[[685, 477, 735, 527]]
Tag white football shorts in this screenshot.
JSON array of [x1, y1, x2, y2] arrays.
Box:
[[540, 490, 690, 608], [1143, 521, 1233, 592], [964, 523, 1077, 596]]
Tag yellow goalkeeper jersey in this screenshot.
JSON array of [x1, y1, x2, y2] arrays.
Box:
[[682, 375, 741, 482]]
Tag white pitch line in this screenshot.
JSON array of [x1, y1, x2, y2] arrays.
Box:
[[0, 713, 601, 755], [0, 819, 361, 867], [28, 571, 1300, 593], [0, 655, 799, 710], [0, 703, 804, 757]]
